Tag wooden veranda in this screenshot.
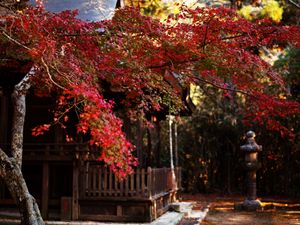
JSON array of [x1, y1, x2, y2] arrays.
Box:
[[75, 163, 181, 222], [0, 143, 181, 222]]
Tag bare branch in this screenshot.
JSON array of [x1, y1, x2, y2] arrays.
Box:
[[202, 17, 216, 51], [41, 57, 66, 90], [288, 0, 300, 8], [192, 75, 254, 97], [0, 3, 12, 11], [0, 30, 31, 50], [221, 34, 245, 40], [148, 57, 201, 69]]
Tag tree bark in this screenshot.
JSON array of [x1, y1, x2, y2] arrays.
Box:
[[0, 148, 44, 225], [0, 66, 45, 224], [11, 67, 35, 167]]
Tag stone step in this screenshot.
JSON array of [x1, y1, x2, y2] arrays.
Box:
[[151, 211, 184, 225], [179, 204, 210, 225], [170, 202, 194, 216]]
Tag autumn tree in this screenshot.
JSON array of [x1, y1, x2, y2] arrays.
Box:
[[0, 3, 299, 225]]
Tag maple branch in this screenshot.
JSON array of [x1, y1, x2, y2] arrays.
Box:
[[221, 26, 279, 44], [0, 30, 31, 50], [200, 85, 227, 109], [202, 17, 215, 51], [148, 58, 201, 69], [192, 75, 253, 97], [288, 0, 300, 8], [54, 100, 85, 125], [0, 3, 12, 11], [221, 34, 245, 40], [50, 64, 75, 86], [41, 57, 66, 90]]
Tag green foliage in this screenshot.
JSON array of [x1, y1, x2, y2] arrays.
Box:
[[176, 52, 300, 195], [177, 102, 244, 193], [274, 47, 300, 92], [177, 88, 300, 196]]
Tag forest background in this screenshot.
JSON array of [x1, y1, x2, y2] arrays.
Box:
[[128, 0, 300, 198]]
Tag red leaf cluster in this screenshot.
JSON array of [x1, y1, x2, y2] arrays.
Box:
[[1, 5, 299, 176]]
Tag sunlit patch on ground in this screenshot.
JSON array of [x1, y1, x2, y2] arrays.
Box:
[[180, 194, 300, 225]]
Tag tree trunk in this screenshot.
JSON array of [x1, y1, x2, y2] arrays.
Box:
[[0, 67, 45, 224], [0, 149, 44, 225]]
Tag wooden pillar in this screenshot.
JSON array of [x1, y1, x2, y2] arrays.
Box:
[[72, 160, 79, 220], [41, 162, 49, 219]]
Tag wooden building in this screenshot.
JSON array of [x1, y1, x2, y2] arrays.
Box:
[[0, 86, 182, 222], [0, 0, 186, 222], [0, 56, 182, 222]]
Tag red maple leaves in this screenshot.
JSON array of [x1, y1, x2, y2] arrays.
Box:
[[1, 5, 299, 177]]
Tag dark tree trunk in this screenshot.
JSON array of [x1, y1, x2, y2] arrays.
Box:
[[0, 149, 44, 225], [0, 67, 45, 225]]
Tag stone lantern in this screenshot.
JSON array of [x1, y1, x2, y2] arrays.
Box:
[[240, 131, 262, 210]]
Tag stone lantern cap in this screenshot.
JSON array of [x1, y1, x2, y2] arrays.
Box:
[[240, 131, 262, 152]]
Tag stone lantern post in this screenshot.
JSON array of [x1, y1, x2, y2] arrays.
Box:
[[240, 131, 262, 210]]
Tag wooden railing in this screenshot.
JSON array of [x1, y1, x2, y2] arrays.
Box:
[[79, 163, 181, 200]]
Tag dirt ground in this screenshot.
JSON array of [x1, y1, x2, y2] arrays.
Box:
[[180, 194, 300, 225]]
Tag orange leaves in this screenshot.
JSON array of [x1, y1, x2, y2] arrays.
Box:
[[32, 124, 50, 136]]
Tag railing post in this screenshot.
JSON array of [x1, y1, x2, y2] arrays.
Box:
[[85, 161, 89, 197], [136, 168, 140, 196], [164, 167, 167, 193], [98, 166, 102, 197], [103, 167, 108, 196], [92, 166, 97, 196], [141, 168, 145, 195], [147, 167, 152, 198], [109, 168, 113, 196], [125, 173, 129, 197], [130, 171, 134, 196], [79, 162, 84, 199]]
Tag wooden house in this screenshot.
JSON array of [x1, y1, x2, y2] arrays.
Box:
[[0, 0, 184, 222], [0, 60, 182, 222]]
